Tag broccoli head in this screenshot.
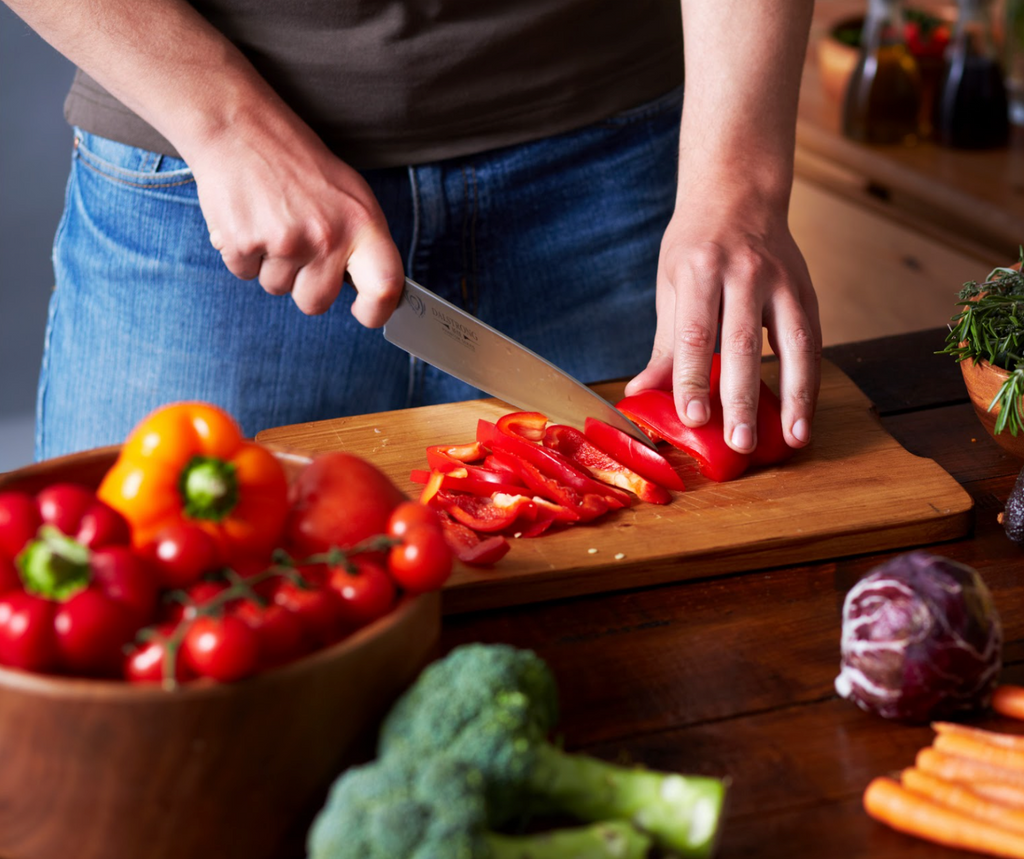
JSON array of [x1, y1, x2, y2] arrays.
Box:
[[377, 643, 727, 858], [306, 754, 653, 859]]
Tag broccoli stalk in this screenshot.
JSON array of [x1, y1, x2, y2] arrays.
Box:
[[307, 755, 653, 859], [377, 643, 727, 858]]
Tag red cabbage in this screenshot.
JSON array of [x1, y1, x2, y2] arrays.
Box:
[[835, 551, 1002, 722]]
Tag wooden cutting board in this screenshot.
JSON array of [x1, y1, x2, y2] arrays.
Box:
[[256, 360, 973, 614]]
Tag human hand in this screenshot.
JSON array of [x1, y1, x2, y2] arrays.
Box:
[[624, 200, 821, 455], [190, 123, 404, 323]]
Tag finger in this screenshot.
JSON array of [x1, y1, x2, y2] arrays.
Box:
[[345, 223, 406, 329], [669, 257, 721, 428], [257, 256, 301, 297], [289, 258, 344, 316], [766, 293, 822, 449], [717, 310, 764, 454], [216, 243, 262, 281]]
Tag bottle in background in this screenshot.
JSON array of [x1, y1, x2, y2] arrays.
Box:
[[1003, 0, 1024, 125], [933, 0, 1010, 148], [842, 0, 923, 145]]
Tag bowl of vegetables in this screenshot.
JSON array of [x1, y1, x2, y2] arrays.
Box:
[[0, 403, 449, 859], [941, 254, 1024, 460]]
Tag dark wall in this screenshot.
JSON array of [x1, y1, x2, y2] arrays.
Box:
[[0, 6, 75, 420]]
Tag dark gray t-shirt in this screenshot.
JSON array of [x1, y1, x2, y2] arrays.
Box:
[[64, 0, 684, 169]]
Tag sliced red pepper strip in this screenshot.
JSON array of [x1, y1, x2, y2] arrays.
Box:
[[479, 418, 632, 509], [495, 411, 548, 442], [430, 490, 536, 533], [487, 450, 604, 521], [615, 389, 751, 482], [410, 469, 528, 499], [543, 424, 672, 505], [437, 512, 511, 567], [750, 379, 794, 468], [417, 469, 447, 506], [425, 442, 527, 487], [583, 417, 686, 492]]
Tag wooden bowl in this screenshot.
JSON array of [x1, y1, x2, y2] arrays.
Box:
[[0, 447, 441, 859], [960, 356, 1024, 459]]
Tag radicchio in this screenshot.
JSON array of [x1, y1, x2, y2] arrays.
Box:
[[835, 551, 1002, 722]]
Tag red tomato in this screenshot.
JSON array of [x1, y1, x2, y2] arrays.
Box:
[[88, 545, 159, 629], [54, 587, 137, 676], [0, 592, 57, 672], [232, 597, 310, 668], [124, 625, 195, 684], [0, 491, 40, 558], [328, 555, 397, 628], [388, 525, 453, 593], [387, 501, 442, 540], [273, 578, 348, 648], [141, 522, 223, 590], [181, 614, 260, 682], [285, 452, 407, 555]]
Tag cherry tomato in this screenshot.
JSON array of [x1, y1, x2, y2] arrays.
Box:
[[387, 501, 442, 540], [232, 597, 309, 669], [285, 452, 406, 554], [0, 592, 57, 672], [124, 625, 195, 684], [273, 578, 348, 648], [181, 614, 260, 682], [141, 523, 222, 590], [388, 525, 453, 593], [328, 555, 397, 628], [0, 491, 40, 558], [88, 546, 159, 629], [54, 587, 137, 677]]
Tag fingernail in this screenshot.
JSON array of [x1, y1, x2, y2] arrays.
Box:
[[731, 423, 754, 451], [792, 418, 810, 444], [685, 400, 707, 424]]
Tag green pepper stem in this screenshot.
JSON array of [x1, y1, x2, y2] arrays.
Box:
[[180, 456, 239, 521], [17, 524, 92, 600]]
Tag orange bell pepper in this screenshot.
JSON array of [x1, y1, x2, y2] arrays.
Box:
[[97, 402, 289, 561]]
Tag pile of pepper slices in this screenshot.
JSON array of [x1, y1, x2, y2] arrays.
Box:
[[412, 356, 793, 566]]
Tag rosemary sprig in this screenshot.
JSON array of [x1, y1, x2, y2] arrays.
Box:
[[940, 247, 1024, 437]]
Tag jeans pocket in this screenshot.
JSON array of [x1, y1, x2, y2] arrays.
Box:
[[72, 129, 195, 189]]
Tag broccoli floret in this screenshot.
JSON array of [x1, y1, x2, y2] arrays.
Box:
[[307, 754, 653, 859], [377, 643, 727, 858]]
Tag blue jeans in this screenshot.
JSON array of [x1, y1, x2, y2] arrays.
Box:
[[37, 87, 681, 459]]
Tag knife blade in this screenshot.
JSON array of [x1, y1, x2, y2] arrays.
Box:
[[383, 278, 657, 449]]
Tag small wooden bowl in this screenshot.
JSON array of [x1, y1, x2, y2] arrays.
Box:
[[960, 356, 1024, 459], [0, 447, 441, 859]]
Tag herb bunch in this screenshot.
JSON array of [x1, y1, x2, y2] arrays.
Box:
[[941, 248, 1024, 436]]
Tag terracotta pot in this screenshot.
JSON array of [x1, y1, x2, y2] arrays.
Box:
[[960, 356, 1024, 459], [817, 16, 861, 103], [0, 446, 441, 859]]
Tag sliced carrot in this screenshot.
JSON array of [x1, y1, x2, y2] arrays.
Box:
[[934, 722, 1024, 752], [901, 768, 1024, 834], [934, 733, 1024, 771], [917, 747, 1024, 788], [864, 776, 1024, 858], [994, 686, 1024, 722]]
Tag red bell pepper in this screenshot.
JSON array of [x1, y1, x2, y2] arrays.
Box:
[[751, 379, 794, 468], [429, 489, 537, 533], [543, 424, 672, 505], [0, 483, 158, 676], [583, 417, 686, 492], [436, 512, 511, 566], [481, 416, 633, 509], [487, 449, 608, 522], [615, 389, 751, 483], [425, 441, 527, 487], [410, 469, 528, 499]]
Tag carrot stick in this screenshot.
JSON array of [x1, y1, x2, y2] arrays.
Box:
[[934, 733, 1024, 771], [864, 776, 1024, 858], [917, 747, 1024, 788], [994, 686, 1024, 722], [901, 768, 1024, 834], [972, 783, 1024, 810], [934, 722, 1024, 752]]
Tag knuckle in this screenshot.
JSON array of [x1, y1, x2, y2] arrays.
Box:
[[723, 328, 761, 357], [676, 322, 716, 352], [783, 325, 821, 356]]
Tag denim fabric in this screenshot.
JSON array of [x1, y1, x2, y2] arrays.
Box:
[[37, 86, 681, 459]]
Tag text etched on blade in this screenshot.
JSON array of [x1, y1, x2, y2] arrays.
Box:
[[432, 307, 479, 352]]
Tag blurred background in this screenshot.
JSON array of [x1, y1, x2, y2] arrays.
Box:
[[0, 5, 73, 471]]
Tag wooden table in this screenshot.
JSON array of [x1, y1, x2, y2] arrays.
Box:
[[418, 328, 1022, 858]]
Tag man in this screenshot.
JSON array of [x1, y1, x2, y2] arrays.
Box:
[[6, 0, 820, 461]]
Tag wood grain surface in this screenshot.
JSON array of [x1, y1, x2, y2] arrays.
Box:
[[257, 359, 973, 614]]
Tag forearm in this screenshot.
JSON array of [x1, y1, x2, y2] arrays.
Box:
[[678, 0, 813, 208], [2, 0, 295, 163]]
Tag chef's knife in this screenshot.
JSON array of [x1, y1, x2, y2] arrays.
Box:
[[383, 278, 657, 449]]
